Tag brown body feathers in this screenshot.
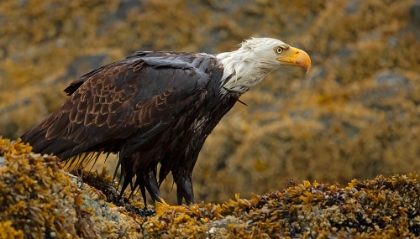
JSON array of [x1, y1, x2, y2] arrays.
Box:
[[21, 38, 311, 204], [22, 51, 239, 204]]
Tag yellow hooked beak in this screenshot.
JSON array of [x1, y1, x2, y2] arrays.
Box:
[[277, 47, 311, 74]]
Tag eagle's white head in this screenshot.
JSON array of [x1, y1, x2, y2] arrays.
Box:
[[217, 38, 311, 94]]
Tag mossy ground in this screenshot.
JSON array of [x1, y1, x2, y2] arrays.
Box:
[[1, 138, 420, 238], [0, 138, 86, 238], [0, 138, 144, 238]]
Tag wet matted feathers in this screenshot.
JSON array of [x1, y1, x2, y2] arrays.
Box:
[[21, 38, 311, 205]]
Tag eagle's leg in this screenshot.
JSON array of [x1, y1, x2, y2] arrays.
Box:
[[144, 169, 162, 202], [117, 156, 134, 201], [173, 170, 195, 205], [132, 173, 148, 206]]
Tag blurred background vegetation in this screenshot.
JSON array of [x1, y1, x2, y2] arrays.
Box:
[[0, 0, 419, 204]]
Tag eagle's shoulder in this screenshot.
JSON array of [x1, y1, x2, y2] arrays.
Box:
[[64, 51, 221, 96]]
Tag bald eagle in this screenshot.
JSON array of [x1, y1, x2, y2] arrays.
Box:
[[21, 38, 311, 205]]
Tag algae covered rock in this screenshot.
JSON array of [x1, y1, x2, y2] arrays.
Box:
[[0, 138, 142, 238], [1, 137, 420, 238]]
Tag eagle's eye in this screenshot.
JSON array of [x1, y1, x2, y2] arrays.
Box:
[[276, 47, 283, 54]]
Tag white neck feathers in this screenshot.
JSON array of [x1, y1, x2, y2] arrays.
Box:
[[216, 39, 281, 94]]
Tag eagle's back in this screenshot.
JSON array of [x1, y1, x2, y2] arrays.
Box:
[[22, 52, 227, 158]]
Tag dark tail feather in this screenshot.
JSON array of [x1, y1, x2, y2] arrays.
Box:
[[21, 126, 79, 159], [21, 127, 49, 152]]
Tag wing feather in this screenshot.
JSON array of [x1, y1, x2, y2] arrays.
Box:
[[22, 52, 219, 159]]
